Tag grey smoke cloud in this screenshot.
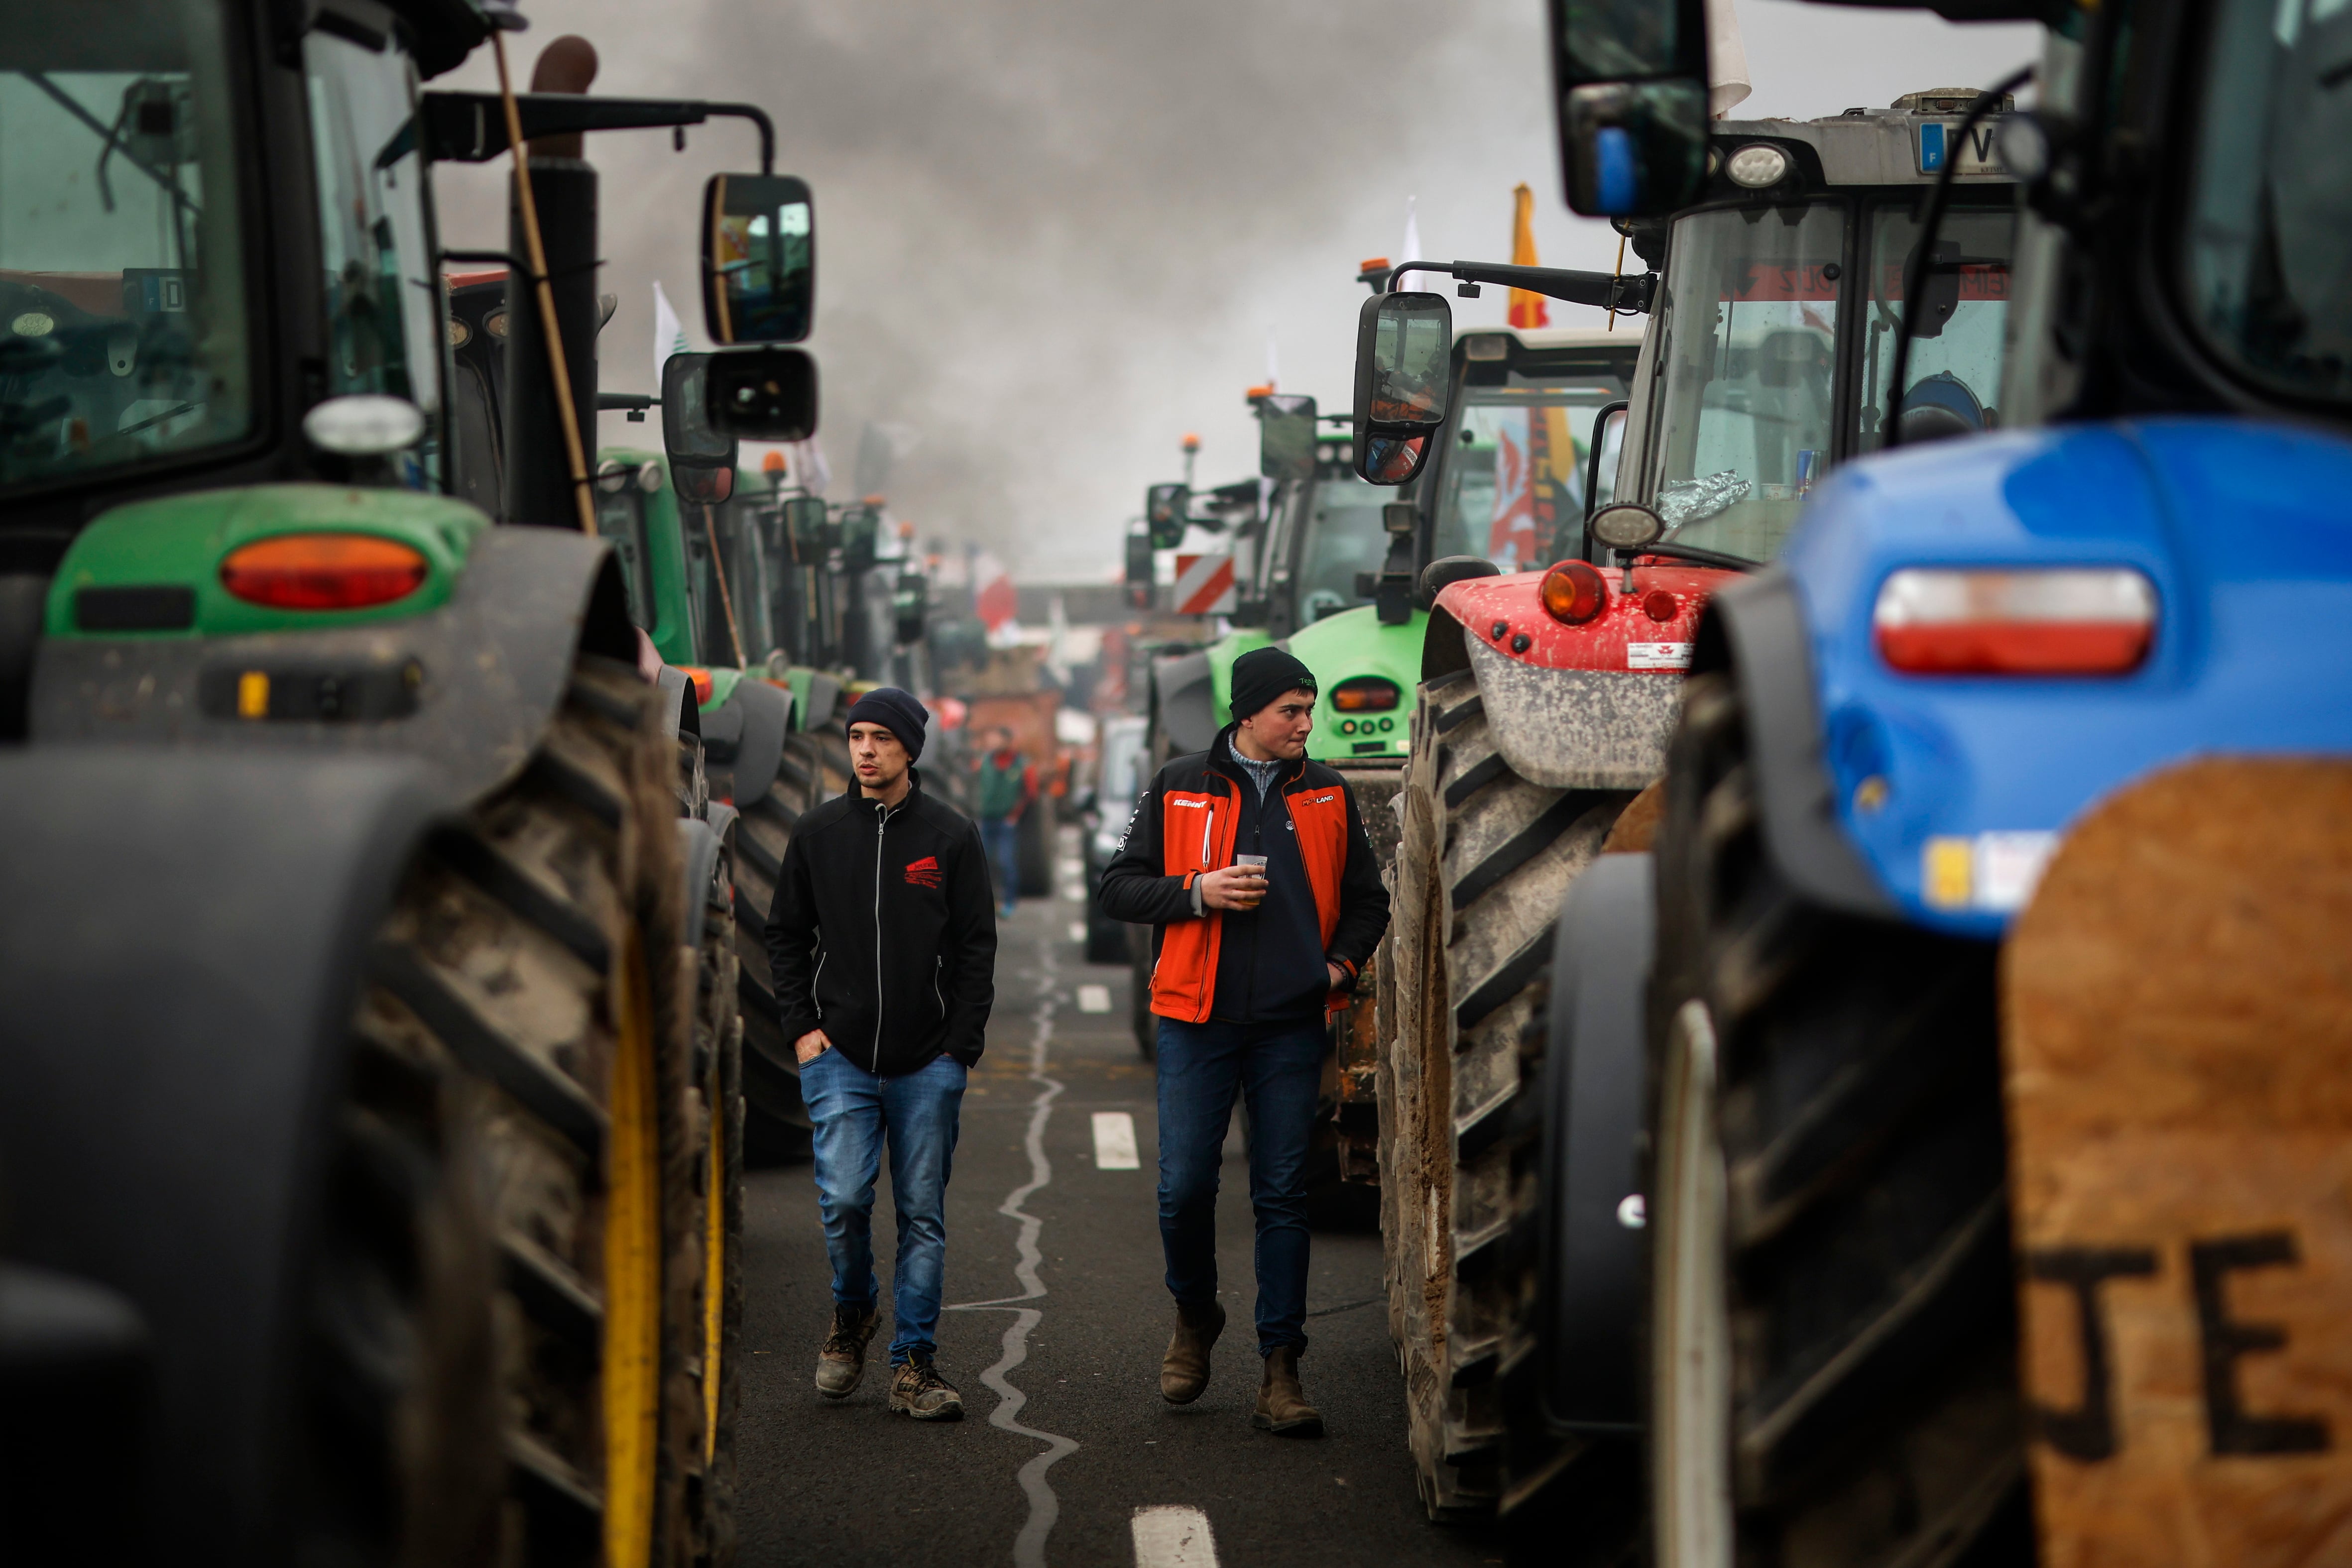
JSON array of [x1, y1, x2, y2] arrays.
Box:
[[433, 0, 2034, 579]]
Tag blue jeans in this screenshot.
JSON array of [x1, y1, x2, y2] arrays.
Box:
[[980, 815, 1020, 914], [800, 1046, 968, 1363], [1154, 1015, 1327, 1357]]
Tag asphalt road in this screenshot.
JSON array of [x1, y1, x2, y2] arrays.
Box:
[[734, 847, 1501, 1568]]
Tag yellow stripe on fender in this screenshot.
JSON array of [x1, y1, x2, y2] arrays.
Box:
[[704, 1057, 726, 1464], [2004, 757, 2352, 1567], [604, 931, 662, 1568]]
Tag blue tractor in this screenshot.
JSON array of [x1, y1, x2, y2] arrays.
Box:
[[1516, 0, 2352, 1562]]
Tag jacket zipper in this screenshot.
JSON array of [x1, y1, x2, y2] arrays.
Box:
[[1200, 793, 1213, 866], [812, 948, 826, 1017], [872, 799, 890, 1073], [933, 955, 944, 1021]]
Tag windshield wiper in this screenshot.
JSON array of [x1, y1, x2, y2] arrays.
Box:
[[20, 72, 200, 220]]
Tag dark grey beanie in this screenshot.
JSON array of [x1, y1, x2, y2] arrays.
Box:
[[843, 686, 929, 760]]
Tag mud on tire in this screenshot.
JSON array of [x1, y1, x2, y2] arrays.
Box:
[[302, 653, 711, 1566], [1645, 672, 2029, 1568], [1384, 668, 1630, 1518]]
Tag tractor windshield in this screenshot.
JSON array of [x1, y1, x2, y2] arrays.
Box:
[[1859, 201, 2014, 452], [1294, 464, 1392, 623], [0, 1, 253, 493], [594, 470, 659, 635], [1642, 203, 1846, 560], [2185, 0, 2352, 407], [303, 27, 445, 488], [1432, 379, 1628, 573]]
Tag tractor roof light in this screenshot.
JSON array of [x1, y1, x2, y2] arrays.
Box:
[[1539, 559, 1610, 626], [220, 533, 429, 611], [1330, 676, 1401, 712], [1873, 566, 2157, 675], [1725, 143, 1791, 189]]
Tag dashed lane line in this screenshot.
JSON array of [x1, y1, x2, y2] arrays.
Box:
[[1091, 1111, 1140, 1170], [945, 946, 1079, 1568], [1131, 1505, 1220, 1568]]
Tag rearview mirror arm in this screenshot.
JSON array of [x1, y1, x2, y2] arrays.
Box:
[[1388, 259, 1653, 315], [422, 93, 775, 172]]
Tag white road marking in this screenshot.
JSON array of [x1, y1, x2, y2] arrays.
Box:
[[944, 951, 1078, 1568], [1076, 984, 1111, 1013], [1091, 1111, 1140, 1170], [1068, 922, 1088, 942], [1132, 1506, 1220, 1568]]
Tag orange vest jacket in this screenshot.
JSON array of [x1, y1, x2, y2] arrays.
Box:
[[1096, 731, 1389, 1024]]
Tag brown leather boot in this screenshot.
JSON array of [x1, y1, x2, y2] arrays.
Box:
[[1159, 1300, 1225, 1404], [1252, 1345, 1324, 1437]]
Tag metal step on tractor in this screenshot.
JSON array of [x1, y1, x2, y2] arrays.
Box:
[[1351, 91, 2017, 1528], [1518, 0, 2352, 1563], [0, 5, 817, 1561]]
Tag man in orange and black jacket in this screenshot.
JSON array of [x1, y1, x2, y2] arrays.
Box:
[[1098, 646, 1387, 1439]]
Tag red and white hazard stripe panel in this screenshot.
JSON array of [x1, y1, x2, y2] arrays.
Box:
[[1174, 553, 1236, 616]]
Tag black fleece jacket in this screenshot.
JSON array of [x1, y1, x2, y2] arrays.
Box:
[[764, 768, 996, 1074]]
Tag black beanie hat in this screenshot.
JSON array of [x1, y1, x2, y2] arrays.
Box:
[[844, 686, 929, 761], [1228, 646, 1318, 725]]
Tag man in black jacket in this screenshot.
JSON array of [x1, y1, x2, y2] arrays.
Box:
[[765, 686, 995, 1420], [1099, 647, 1388, 1437]]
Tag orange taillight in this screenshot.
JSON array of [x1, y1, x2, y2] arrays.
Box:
[[1539, 560, 1609, 626], [678, 666, 715, 704], [220, 533, 429, 611]]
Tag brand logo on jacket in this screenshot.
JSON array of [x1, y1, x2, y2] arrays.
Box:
[[904, 855, 941, 889]]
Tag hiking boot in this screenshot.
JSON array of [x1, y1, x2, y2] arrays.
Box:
[[1160, 1299, 1226, 1405], [815, 1303, 879, 1400], [888, 1354, 965, 1421], [1252, 1345, 1324, 1437]]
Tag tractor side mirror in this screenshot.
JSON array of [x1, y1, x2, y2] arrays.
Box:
[[661, 351, 736, 503], [839, 503, 879, 572], [703, 173, 815, 343], [706, 346, 819, 441], [892, 568, 927, 644], [1145, 482, 1190, 549], [1125, 523, 1156, 607], [1547, 0, 1710, 217], [1257, 393, 1318, 484], [1352, 291, 1450, 486]]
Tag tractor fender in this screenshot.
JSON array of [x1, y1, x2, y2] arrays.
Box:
[[1536, 850, 1653, 1434], [704, 677, 790, 803], [30, 527, 639, 814], [677, 806, 736, 957], [1150, 648, 1217, 755], [0, 747, 443, 1564], [802, 670, 842, 728], [1695, 570, 1895, 917]]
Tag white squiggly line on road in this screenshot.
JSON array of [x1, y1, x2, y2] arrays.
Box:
[[947, 942, 1078, 1568]]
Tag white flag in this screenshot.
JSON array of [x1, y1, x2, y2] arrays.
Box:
[[651, 279, 689, 393], [1401, 196, 1423, 268], [1265, 329, 1280, 390], [1705, 0, 1753, 118]]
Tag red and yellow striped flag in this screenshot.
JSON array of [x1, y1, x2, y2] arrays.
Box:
[[1509, 183, 1548, 331]]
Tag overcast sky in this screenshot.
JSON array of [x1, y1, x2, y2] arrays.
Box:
[[433, 0, 2039, 581]]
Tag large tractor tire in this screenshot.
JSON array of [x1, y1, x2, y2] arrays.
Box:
[[1385, 667, 1632, 1519], [323, 652, 721, 1567], [1645, 672, 2027, 1568], [1129, 923, 1158, 1062], [725, 719, 831, 1167], [1015, 790, 1056, 899]]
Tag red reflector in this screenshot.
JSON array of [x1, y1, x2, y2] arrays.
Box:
[[1330, 677, 1400, 712], [1873, 568, 2156, 675], [1642, 588, 1679, 623], [220, 534, 429, 610], [1539, 560, 1609, 626]]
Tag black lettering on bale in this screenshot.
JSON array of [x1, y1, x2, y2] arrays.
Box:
[[2026, 1245, 2157, 1461], [2190, 1231, 2331, 1456]]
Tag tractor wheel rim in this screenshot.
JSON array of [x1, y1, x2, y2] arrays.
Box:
[[1654, 998, 1733, 1568], [603, 929, 662, 1568]]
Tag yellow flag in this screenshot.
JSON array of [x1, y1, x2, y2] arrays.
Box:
[[1509, 183, 1548, 330]]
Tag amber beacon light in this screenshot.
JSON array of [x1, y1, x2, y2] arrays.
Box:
[[1873, 567, 2157, 674], [220, 534, 431, 611]]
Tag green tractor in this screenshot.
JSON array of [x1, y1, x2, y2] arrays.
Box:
[[0, 6, 815, 1561]]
